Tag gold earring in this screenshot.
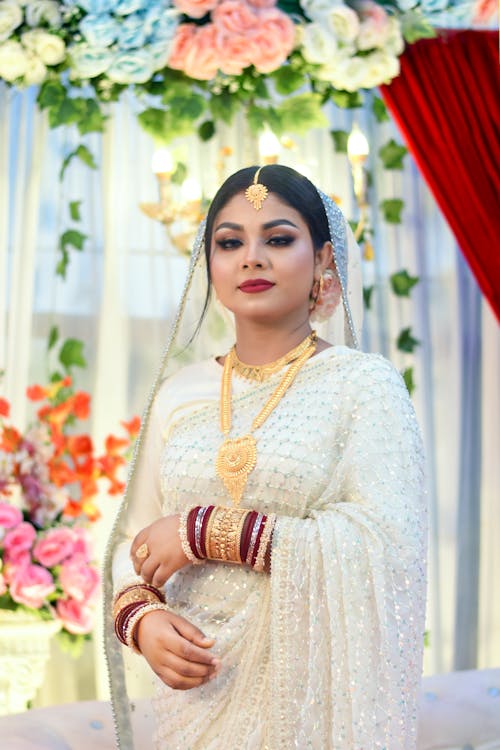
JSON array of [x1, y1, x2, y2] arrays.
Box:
[[318, 274, 324, 300]]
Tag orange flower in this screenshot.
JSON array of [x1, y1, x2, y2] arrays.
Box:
[[105, 435, 129, 456], [73, 392, 90, 420], [81, 499, 101, 522], [121, 416, 140, 437], [0, 397, 10, 417], [0, 426, 22, 452], [26, 384, 47, 401], [48, 459, 76, 487], [66, 434, 93, 457]]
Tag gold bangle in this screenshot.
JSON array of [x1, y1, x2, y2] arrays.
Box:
[[113, 587, 164, 620], [206, 506, 249, 563]]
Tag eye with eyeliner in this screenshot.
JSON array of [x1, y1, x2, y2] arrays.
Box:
[[214, 234, 295, 250]]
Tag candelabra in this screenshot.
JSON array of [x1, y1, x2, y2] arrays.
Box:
[[347, 123, 373, 260]]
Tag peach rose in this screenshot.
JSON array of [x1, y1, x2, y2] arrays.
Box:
[[56, 598, 94, 635], [168, 23, 197, 69], [218, 32, 259, 74], [10, 563, 55, 609], [0, 501, 23, 529], [3, 522, 36, 556], [33, 527, 76, 567], [60, 558, 100, 603], [173, 0, 219, 18], [170, 23, 221, 80], [252, 9, 295, 73], [247, 0, 276, 7], [212, 0, 259, 34]]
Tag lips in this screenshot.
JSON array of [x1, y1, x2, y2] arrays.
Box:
[[239, 279, 275, 293]]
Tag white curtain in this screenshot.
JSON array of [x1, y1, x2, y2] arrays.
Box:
[[1, 83, 498, 706]]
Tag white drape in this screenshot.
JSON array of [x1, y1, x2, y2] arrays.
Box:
[[0, 84, 498, 705]]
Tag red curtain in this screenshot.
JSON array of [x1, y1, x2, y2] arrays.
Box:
[[380, 30, 500, 322]]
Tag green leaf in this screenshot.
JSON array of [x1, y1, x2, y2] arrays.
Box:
[[198, 120, 216, 141], [390, 269, 419, 297], [363, 285, 374, 310], [168, 93, 205, 123], [47, 325, 59, 352], [397, 327, 420, 354], [330, 129, 349, 153], [209, 91, 240, 125], [171, 162, 188, 185], [59, 144, 97, 181], [59, 338, 87, 371], [275, 93, 328, 135], [77, 99, 106, 135], [272, 67, 307, 95], [380, 198, 404, 224], [60, 229, 86, 252], [247, 104, 282, 135], [138, 107, 196, 143], [400, 9, 436, 43], [56, 248, 69, 279], [69, 200, 81, 222], [378, 139, 408, 170], [37, 80, 66, 110], [402, 366, 416, 395], [372, 96, 390, 123], [330, 89, 363, 109]]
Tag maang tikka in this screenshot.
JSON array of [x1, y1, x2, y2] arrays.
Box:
[[245, 167, 268, 210]]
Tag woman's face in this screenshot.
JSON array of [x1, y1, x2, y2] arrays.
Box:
[[209, 191, 329, 328]]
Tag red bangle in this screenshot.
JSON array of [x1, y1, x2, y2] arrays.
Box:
[[200, 505, 215, 558], [240, 510, 258, 562], [186, 506, 202, 559], [249, 514, 267, 569]]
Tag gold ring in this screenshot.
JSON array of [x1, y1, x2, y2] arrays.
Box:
[[136, 543, 149, 560]]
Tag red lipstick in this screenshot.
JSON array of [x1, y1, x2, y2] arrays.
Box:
[[239, 279, 275, 293]]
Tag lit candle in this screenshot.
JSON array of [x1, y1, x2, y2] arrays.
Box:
[[347, 124, 369, 162], [151, 148, 174, 177], [259, 130, 280, 164], [181, 177, 202, 203]]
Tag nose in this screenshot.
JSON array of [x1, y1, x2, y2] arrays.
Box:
[[240, 239, 268, 270]]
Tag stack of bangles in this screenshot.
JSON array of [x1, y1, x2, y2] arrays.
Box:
[[113, 583, 168, 653], [179, 505, 276, 572]]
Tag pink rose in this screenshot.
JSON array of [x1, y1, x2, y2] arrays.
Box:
[[56, 598, 94, 635], [212, 0, 259, 34], [33, 526, 76, 567], [218, 33, 259, 74], [0, 502, 23, 529], [3, 522, 36, 556], [60, 558, 100, 603], [170, 23, 221, 80], [251, 9, 295, 73], [247, 0, 276, 7], [3, 550, 31, 579], [10, 564, 55, 609], [72, 526, 93, 561], [356, 0, 390, 50], [173, 0, 219, 18]]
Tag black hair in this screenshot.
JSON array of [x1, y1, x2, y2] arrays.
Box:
[[192, 164, 330, 335]]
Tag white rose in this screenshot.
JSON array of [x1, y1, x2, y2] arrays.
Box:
[[324, 6, 360, 43], [24, 50, 47, 84], [25, 0, 62, 29], [21, 29, 65, 65], [359, 50, 400, 88], [300, 21, 337, 65], [0, 39, 28, 81], [300, 0, 344, 23], [357, 18, 391, 51], [0, 0, 23, 43], [323, 53, 367, 92], [385, 17, 404, 56]]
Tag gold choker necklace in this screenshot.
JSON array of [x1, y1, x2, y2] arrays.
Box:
[[216, 332, 317, 505], [231, 331, 317, 382]]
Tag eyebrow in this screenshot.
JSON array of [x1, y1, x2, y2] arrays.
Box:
[[214, 219, 299, 232]]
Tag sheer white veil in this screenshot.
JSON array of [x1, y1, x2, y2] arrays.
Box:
[[102, 168, 363, 748]]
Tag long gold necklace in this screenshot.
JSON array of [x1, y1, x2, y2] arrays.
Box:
[[230, 332, 316, 382], [216, 332, 317, 505]]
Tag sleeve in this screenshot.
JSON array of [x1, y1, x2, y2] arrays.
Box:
[[268, 355, 427, 750], [111, 391, 166, 592]]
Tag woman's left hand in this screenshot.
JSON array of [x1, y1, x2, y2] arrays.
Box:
[[131, 515, 190, 588]]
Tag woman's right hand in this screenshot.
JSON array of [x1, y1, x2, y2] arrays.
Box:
[[135, 609, 221, 690]]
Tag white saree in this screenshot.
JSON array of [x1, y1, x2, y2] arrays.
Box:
[[110, 345, 427, 750]]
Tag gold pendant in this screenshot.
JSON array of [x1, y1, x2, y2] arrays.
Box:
[[216, 434, 257, 506]]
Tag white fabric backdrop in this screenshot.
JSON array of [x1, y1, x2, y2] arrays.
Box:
[[0, 84, 499, 706]]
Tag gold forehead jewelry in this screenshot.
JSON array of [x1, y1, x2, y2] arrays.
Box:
[[216, 331, 317, 505], [244, 167, 268, 211], [231, 332, 317, 382]]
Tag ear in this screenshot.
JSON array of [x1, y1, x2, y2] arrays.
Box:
[[314, 241, 333, 279]]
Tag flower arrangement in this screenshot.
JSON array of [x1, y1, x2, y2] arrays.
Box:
[[0, 376, 139, 653]]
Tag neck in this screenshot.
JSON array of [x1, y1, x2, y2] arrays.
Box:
[[233, 318, 313, 365]]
